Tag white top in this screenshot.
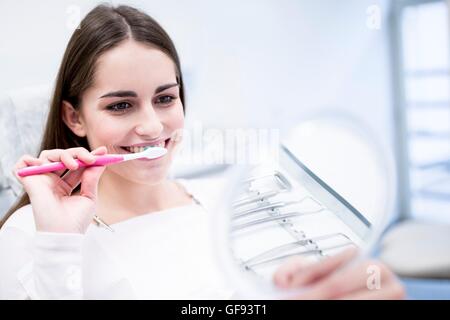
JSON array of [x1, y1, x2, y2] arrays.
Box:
[[0, 178, 235, 299]]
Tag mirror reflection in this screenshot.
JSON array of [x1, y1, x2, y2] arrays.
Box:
[[214, 115, 396, 298]]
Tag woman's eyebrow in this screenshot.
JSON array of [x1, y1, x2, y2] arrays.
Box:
[[99, 90, 137, 99], [155, 83, 179, 94], [99, 83, 179, 99]]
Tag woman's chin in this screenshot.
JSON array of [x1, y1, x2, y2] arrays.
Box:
[[106, 160, 171, 185], [124, 168, 169, 185]]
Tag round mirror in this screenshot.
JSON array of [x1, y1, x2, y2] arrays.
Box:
[[211, 112, 397, 298]]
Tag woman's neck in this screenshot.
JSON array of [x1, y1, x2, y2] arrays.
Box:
[[95, 169, 193, 225]]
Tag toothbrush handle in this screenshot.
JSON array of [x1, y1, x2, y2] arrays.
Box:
[[17, 155, 125, 177]]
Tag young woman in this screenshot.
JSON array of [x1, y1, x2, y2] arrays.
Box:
[[0, 4, 405, 299]]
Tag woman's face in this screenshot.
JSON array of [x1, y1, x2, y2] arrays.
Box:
[[75, 39, 184, 185]]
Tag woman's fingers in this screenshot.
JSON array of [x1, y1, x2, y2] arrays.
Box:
[[293, 248, 358, 287], [291, 259, 402, 300], [273, 256, 315, 288], [13, 155, 43, 182], [60, 151, 79, 170], [91, 146, 107, 156], [60, 146, 107, 193], [79, 146, 107, 200], [274, 247, 358, 289], [79, 165, 106, 201], [14, 146, 109, 196], [291, 259, 371, 299], [14, 154, 43, 171], [38, 147, 97, 176], [39, 149, 75, 176], [69, 147, 97, 164], [13, 155, 50, 197], [272, 248, 404, 300]]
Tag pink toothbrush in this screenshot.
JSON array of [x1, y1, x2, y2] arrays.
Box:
[[17, 147, 167, 177]]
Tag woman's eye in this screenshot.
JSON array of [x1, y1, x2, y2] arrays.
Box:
[[106, 102, 132, 112], [155, 95, 176, 106]]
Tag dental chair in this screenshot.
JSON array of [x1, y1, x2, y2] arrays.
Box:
[[0, 85, 51, 216]]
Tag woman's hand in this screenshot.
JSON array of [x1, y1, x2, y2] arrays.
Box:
[[273, 248, 406, 300], [14, 146, 107, 234]]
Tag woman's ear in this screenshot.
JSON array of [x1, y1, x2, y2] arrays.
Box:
[[62, 101, 87, 137]]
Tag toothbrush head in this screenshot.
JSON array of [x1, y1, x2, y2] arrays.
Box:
[[122, 146, 168, 161], [142, 146, 168, 159]]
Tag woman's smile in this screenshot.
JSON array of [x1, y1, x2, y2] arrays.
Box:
[[118, 138, 171, 154]]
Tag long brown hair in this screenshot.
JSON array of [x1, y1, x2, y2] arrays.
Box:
[[0, 4, 185, 228]]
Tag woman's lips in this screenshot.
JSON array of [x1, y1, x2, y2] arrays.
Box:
[[119, 138, 170, 154]]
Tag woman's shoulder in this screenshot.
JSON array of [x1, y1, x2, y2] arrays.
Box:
[[1, 204, 35, 234]]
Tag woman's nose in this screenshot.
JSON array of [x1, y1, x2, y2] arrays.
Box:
[[134, 105, 163, 138]]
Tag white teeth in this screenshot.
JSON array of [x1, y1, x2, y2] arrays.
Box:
[[152, 141, 165, 148], [124, 141, 165, 153], [133, 146, 144, 153]]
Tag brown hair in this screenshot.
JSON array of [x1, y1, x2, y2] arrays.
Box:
[[1, 4, 185, 228]]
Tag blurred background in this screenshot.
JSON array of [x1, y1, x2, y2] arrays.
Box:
[[0, 0, 449, 298]]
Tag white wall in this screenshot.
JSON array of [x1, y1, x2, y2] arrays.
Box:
[[0, 0, 393, 136]]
